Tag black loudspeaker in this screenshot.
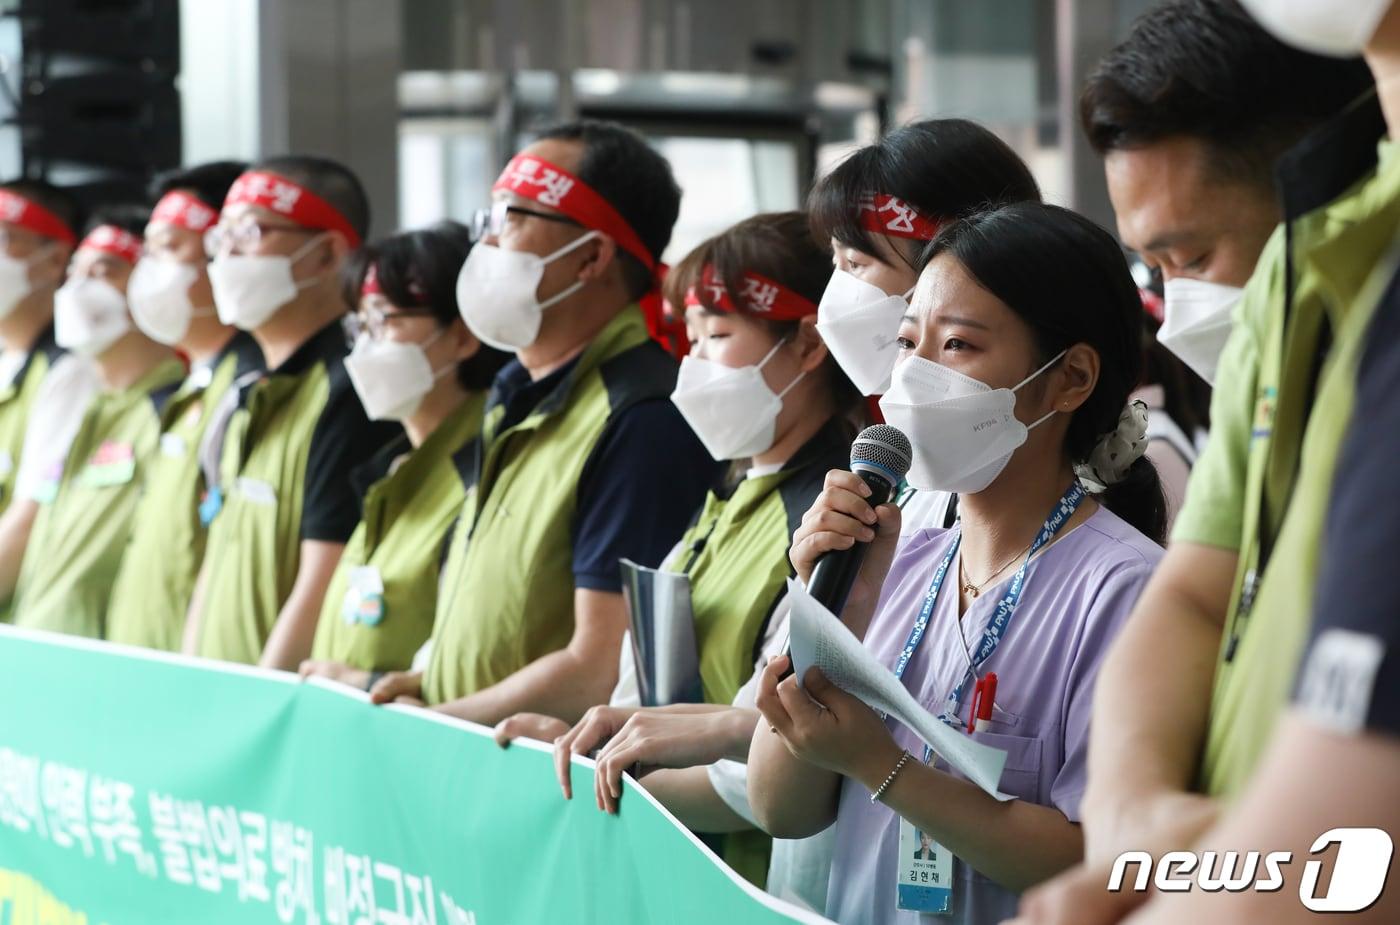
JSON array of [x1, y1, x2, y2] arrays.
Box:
[[13, 0, 181, 207]]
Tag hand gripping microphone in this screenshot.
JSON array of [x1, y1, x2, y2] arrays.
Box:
[[804, 423, 914, 617]]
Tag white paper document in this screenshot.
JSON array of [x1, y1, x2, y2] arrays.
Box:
[[785, 578, 1012, 801]]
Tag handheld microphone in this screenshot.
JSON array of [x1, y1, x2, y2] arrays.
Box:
[[804, 423, 914, 617]]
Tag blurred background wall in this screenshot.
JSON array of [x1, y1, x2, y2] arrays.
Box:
[[0, 0, 1161, 249]]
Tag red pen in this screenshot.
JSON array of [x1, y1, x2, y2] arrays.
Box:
[[967, 677, 985, 734], [975, 673, 998, 733]]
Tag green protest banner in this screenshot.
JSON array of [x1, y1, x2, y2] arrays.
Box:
[[0, 626, 828, 925]]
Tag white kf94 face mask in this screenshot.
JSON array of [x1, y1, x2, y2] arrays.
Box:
[[1238, 0, 1391, 57], [127, 256, 208, 345], [455, 231, 599, 352], [671, 339, 806, 461], [815, 268, 914, 395], [207, 233, 327, 331], [1159, 276, 1243, 386], [344, 329, 452, 422], [0, 246, 51, 321], [878, 350, 1065, 493], [54, 277, 132, 356]]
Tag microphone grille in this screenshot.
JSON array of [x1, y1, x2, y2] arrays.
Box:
[[851, 424, 913, 482]]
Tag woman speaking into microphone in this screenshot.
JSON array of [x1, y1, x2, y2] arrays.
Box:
[[747, 202, 1167, 924]]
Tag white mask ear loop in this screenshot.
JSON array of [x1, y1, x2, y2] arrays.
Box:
[[1010, 348, 1068, 392], [419, 325, 460, 382], [537, 230, 601, 311], [1012, 348, 1068, 430], [757, 336, 808, 399], [901, 285, 916, 300], [287, 231, 331, 292]]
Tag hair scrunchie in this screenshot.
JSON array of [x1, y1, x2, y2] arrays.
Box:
[[1074, 399, 1149, 493]]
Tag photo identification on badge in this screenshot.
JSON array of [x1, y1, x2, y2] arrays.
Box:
[[898, 813, 954, 914], [342, 566, 385, 627]]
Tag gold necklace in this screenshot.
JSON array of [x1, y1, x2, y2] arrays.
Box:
[[959, 540, 1034, 598]]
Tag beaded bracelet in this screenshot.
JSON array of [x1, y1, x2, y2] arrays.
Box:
[[870, 749, 913, 803]]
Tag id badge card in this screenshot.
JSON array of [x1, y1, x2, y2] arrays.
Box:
[[342, 566, 385, 627], [897, 815, 954, 914]]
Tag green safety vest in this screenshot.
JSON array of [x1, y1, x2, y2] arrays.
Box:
[[1200, 95, 1400, 795], [0, 325, 63, 518], [11, 357, 185, 637], [670, 417, 850, 891], [424, 305, 677, 705], [105, 334, 265, 651], [675, 418, 850, 706], [195, 322, 398, 664], [310, 393, 486, 673]]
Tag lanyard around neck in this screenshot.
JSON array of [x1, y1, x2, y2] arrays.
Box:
[[891, 480, 1087, 728]]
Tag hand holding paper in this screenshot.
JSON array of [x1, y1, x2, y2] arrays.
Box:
[[785, 577, 1012, 800]]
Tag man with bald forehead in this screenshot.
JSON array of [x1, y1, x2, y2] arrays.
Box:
[[369, 120, 720, 728]]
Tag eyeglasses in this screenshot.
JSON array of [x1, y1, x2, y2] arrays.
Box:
[[469, 200, 582, 242], [345, 299, 440, 342], [204, 216, 318, 258]]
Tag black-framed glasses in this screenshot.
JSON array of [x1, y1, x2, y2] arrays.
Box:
[[469, 199, 582, 242]]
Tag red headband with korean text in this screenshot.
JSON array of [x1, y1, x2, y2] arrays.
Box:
[[492, 154, 658, 275], [79, 225, 143, 265], [683, 264, 817, 322], [0, 189, 77, 246], [150, 191, 218, 234], [858, 193, 941, 241], [361, 262, 429, 307], [223, 170, 362, 248], [493, 152, 690, 356]]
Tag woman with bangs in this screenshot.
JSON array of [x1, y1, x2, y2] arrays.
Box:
[[810, 118, 1041, 534], [494, 211, 859, 896], [749, 202, 1167, 924]]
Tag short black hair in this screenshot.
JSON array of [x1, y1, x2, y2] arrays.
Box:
[[0, 178, 84, 241], [1080, 0, 1374, 189], [253, 154, 371, 241], [86, 204, 151, 238], [809, 118, 1041, 266], [343, 220, 511, 392], [149, 160, 249, 211], [534, 119, 682, 301]]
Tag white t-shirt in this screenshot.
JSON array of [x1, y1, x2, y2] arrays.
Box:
[[14, 354, 101, 501]]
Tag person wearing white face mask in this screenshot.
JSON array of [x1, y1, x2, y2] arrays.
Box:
[[807, 119, 1043, 540], [748, 203, 1166, 925], [105, 162, 267, 652], [294, 223, 508, 688], [0, 210, 184, 638], [0, 182, 79, 522], [1013, 8, 1396, 922], [491, 211, 859, 897], [180, 157, 402, 672], [366, 121, 720, 741]]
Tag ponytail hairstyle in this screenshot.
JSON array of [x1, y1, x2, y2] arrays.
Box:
[[924, 202, 1169, 543], [342, 221, 510, 392], [808, 117, 1042, 268], [665, 210, 863, 423]]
